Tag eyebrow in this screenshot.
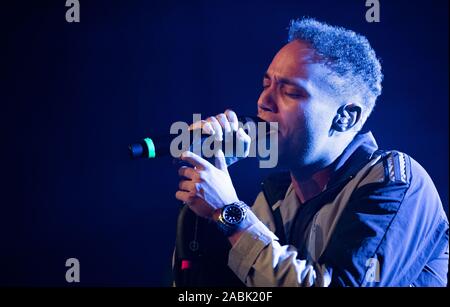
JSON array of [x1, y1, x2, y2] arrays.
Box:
[[264, 72, 303, 87], [264, 72, 310, 95], [263, 72, 311, 98]]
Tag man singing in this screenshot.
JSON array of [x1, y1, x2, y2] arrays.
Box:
[[173, 18, 448, 286]]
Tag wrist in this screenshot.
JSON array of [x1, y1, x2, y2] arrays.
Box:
[[212, 208, 222, 222], [215, 201, 252, 237], [227, 210, 258, 245]]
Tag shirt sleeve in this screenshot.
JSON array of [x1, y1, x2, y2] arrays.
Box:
[[228, 210, 331, 286]]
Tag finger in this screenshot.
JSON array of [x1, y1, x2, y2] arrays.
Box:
[[178, 180, 196, 192], [189, 119, 204, 131], [188, 119, 214, 135], [202, 121, 214, 135], [178, 166, 198, 179], [207, 116, 223, 141], [181, 151, 212, 170], [237, 127, 251, 157], [214, 149, 228, 173], [175, 190, 193, 203], [224, 109, 238, 131], [237, 127, 251, 143], [216, 113, 232, 134]]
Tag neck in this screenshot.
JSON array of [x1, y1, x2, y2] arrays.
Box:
[[290, 165, 333, 204], [289, 134, 357, 204]]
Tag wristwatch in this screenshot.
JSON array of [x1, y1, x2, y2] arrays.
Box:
[[216, 201, 248, 236]]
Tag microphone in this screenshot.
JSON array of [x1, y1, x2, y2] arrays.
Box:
[[128, 115, 267, 159]]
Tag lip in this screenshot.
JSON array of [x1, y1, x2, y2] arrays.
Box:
[[256, 113, 281, 134], [257, 114, 274, 124], [257, 113, 269, 122]]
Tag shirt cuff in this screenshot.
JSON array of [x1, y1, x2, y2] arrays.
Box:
[[228, 215, 278, 284]]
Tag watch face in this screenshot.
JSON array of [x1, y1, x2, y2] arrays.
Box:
[[223, 205, 244, 225]]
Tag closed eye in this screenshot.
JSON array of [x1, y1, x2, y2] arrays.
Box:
[[282, 85, 308, 99], [285, 92, 305, 99]]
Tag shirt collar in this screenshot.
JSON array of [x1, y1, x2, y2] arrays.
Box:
[[328, 131, 379, 186], [261, 131, 380, 203]]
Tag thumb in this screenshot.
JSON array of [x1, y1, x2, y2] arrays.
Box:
[[214, 149, 228, 173]]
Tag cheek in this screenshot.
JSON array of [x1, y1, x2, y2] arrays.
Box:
[[276, 103, 308, 152], [303, 100, 335, 143]]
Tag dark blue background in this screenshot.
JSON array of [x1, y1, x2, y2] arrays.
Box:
[[2, 0, 448, 286]]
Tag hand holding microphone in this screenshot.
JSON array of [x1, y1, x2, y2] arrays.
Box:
[[128, 111, 264, 166], [175, 110, 249, 219], [188, 109, 252, 167], [128, 109, 276, 219]]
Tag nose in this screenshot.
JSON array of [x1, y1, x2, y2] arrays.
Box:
[[258, 87, 278, 113]]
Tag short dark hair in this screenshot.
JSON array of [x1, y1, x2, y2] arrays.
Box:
[[288, 17, 383, 116]]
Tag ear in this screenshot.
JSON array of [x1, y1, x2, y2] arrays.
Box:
[[332, 104, 362, 132]]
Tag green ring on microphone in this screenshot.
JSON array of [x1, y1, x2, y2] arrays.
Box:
[[143, 137, 156, 158]]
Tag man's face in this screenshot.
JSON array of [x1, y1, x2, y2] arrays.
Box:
[[257, 40, 341, 168]]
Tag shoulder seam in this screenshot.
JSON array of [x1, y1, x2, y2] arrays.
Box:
[[383, 151, 411, 185]]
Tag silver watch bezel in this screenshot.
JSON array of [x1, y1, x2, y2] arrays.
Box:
[[216, 201, 248, 236]]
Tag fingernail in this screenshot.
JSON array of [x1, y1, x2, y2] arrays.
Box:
[[232, 122, 238, 131]]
